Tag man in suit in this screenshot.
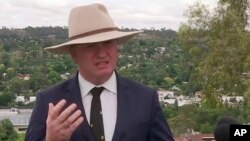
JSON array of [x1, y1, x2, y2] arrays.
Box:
[[25, 3, 174, 141]]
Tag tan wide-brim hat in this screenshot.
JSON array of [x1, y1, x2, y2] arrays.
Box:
[[45, 3, 142, 54]]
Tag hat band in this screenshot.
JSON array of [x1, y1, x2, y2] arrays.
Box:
[[69, 27, 118, 40]]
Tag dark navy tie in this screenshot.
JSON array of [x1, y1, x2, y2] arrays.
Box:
[[90, 87, 105, 141]]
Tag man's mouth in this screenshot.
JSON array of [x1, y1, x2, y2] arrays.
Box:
[[95, 61, 109, 66]]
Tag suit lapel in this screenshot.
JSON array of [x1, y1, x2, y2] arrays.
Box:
[[65, 74, 95, 141], [112, 75, 131, 141]]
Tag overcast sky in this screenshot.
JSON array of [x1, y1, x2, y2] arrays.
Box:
[[0, 0, 218, 31]]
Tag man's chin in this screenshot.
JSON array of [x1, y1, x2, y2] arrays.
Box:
[[97, 69, 113, 77]]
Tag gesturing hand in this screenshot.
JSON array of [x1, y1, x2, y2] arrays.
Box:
[[46, 99, 84, 141]]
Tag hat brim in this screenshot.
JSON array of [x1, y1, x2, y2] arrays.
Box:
[[44, 30, 142, 54]]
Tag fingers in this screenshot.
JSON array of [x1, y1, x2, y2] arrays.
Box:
[[48, 99, 83, 126], [66, 110, 84, 132], [60, 108, 82, 128], [48, 99, 67, 120], [69, 116, 84, 132], [67, 109, 82, 125], [46, 100, 84, 141], [58, 103, 77, 124]]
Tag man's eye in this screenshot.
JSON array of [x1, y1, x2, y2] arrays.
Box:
[[104, 40, 115, 45], [85, 44, 96, 48]]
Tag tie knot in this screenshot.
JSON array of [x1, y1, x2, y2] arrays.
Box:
[[90, 87, 104, 97]]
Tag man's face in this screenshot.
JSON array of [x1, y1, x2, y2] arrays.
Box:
[[69, 40, 119, 84]]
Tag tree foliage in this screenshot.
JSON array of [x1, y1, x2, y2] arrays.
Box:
[[168, 114, 197, 136], [179, 0, 250, 108], [0, 119, 18, 141], [0, 26, 183, 107]]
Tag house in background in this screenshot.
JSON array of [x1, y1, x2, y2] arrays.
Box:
[[0, 108, 32, 132]]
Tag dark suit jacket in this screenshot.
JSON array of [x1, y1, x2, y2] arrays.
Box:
[[25, 73, 174, 141]]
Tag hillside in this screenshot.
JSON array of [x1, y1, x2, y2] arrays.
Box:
[[0, 26, 185, 106]]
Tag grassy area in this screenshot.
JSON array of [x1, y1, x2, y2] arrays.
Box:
[[17, 133, 25, 141]]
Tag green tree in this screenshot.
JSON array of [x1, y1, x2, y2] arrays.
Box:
[[48, 70, 61, 84], [168, 115, 197, 136], [163, 77, 175, 89], [0, 92, 13, 106], [179, 0, 250, 108], [200, 122, 213, 133], [0, 119, 18, 141], [178, 1, 210, 97], [17, 133, 25, 141], [9, 77, 23, 94], [0, 64, 6, 73], [243, 80, 250, 121]]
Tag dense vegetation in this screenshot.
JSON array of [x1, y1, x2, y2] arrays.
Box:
[[0, 119, 18, 140], [0, 26, 183, 105], [0, 0, 249, 138]]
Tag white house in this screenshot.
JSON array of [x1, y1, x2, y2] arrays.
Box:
[[158, 90, 175, 102], [15, 96, 25, 103], [29, 96, 36, 103], [222, 96, 244, 104]]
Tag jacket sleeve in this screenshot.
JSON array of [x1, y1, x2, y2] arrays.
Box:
[[25, 93, 48, 141], [148, 91, 174, 141]]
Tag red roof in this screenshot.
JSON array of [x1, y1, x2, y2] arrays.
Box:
[[175, 134, 214, 141]]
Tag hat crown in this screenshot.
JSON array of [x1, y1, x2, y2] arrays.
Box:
[[45, 3, 141, 54], [68, 3, 116, 38]]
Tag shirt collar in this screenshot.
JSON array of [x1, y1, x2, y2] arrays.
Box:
[[78, 72, 117, 98]]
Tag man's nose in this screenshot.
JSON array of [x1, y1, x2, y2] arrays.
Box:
[[95, 44, 107, 57]]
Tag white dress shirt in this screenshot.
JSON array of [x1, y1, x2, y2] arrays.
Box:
[[78, 72, 117, 141]]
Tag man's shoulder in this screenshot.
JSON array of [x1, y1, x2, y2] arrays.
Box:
[[39, 75, 77, 96], [118, 75, 156, 92]]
